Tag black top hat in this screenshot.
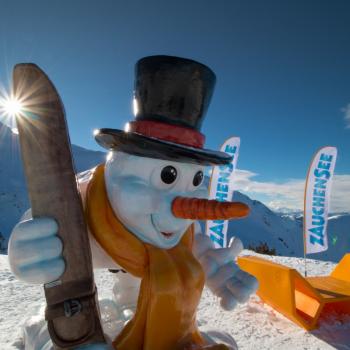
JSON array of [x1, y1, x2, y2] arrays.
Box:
[[94, 55, 232, 165]]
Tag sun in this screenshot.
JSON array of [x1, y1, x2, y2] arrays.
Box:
[[1, 95, 23, 117], [0, 91, 25, 135]]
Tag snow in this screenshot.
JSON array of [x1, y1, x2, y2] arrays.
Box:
[[1, 252, 349, 350]]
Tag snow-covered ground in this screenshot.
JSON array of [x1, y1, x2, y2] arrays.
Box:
[[1, 252, 349, 350]]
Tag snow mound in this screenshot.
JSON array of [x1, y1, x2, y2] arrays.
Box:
[[1, 253, 349, 350]]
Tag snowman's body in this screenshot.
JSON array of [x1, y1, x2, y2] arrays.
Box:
[[83, 150, 209, 311], [80, 152, 206, 323], [9, 152, 257, 350], [9, 55, 258, 350], [80, 151, 222, 326]]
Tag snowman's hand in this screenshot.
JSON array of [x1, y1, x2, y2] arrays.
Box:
[[8, 217, 65, 284], [195, 236, 258, 311]]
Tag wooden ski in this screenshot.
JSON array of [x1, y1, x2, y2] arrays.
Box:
[[13, 64, 105, 349]]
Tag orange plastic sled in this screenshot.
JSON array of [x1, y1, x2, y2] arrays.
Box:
[[238, 254, 350, 331]]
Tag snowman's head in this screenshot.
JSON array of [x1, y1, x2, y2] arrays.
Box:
[[105, 151, 208, 249]]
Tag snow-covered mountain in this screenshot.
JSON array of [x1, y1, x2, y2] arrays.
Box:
[[0, 122, 105, 250], [228, 195, 349, 262], [225, 191, 304, 256], [0, 121, 348, 262]]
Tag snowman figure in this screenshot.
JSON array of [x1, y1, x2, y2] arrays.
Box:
[[9, 56, 258, 350]]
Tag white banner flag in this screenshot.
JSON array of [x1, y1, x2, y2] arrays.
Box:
[[304, 146, 337, 255], [205, 137, 240, 248]]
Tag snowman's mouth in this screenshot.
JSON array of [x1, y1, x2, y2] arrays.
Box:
[[150, 214, 177, 241]]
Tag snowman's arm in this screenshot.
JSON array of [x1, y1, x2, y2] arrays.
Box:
[[193, 223, 258, 310], [8, 209, 65, 284], [21, 208, 120, 270], [11, 208, 120, 280]]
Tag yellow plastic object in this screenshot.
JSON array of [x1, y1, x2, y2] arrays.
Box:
[[238, 254, 350, 331]]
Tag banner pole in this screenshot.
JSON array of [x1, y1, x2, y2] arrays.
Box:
[[303, 150, 313, 278], [303, 217, 307, 277], [303, 200, 307, 277]]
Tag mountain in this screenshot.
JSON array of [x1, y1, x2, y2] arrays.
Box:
[[201, 176, 305, 257], [225, 193, 350, 262], [201, 179, 349, 262], [0, 122, 105, 250], [0, 121, 348, 262], [226, 191, 304, 256]]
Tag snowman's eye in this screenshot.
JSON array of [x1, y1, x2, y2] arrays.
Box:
[[192, 171, 204, 187], [161, 166, 177, 184]]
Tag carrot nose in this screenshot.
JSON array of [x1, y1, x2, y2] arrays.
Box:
[[171, 197, 250, 220]]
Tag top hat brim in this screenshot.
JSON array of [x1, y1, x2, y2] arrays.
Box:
[[95, 128, 232, 166]]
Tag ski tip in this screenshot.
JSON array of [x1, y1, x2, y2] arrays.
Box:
[[12, 63, 65, 118], [13, 63, 57, 93], [13, 63, 50, 80]]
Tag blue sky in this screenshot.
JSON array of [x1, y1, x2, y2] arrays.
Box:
[[0, 0, 349, 212]]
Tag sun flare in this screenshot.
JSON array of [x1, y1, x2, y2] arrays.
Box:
[[1, 96, 23, 117]]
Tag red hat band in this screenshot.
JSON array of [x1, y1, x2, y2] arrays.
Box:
[[126, 120, 205, 148]]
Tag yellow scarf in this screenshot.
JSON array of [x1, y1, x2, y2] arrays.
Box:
[[86, 164, 228, 350]]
